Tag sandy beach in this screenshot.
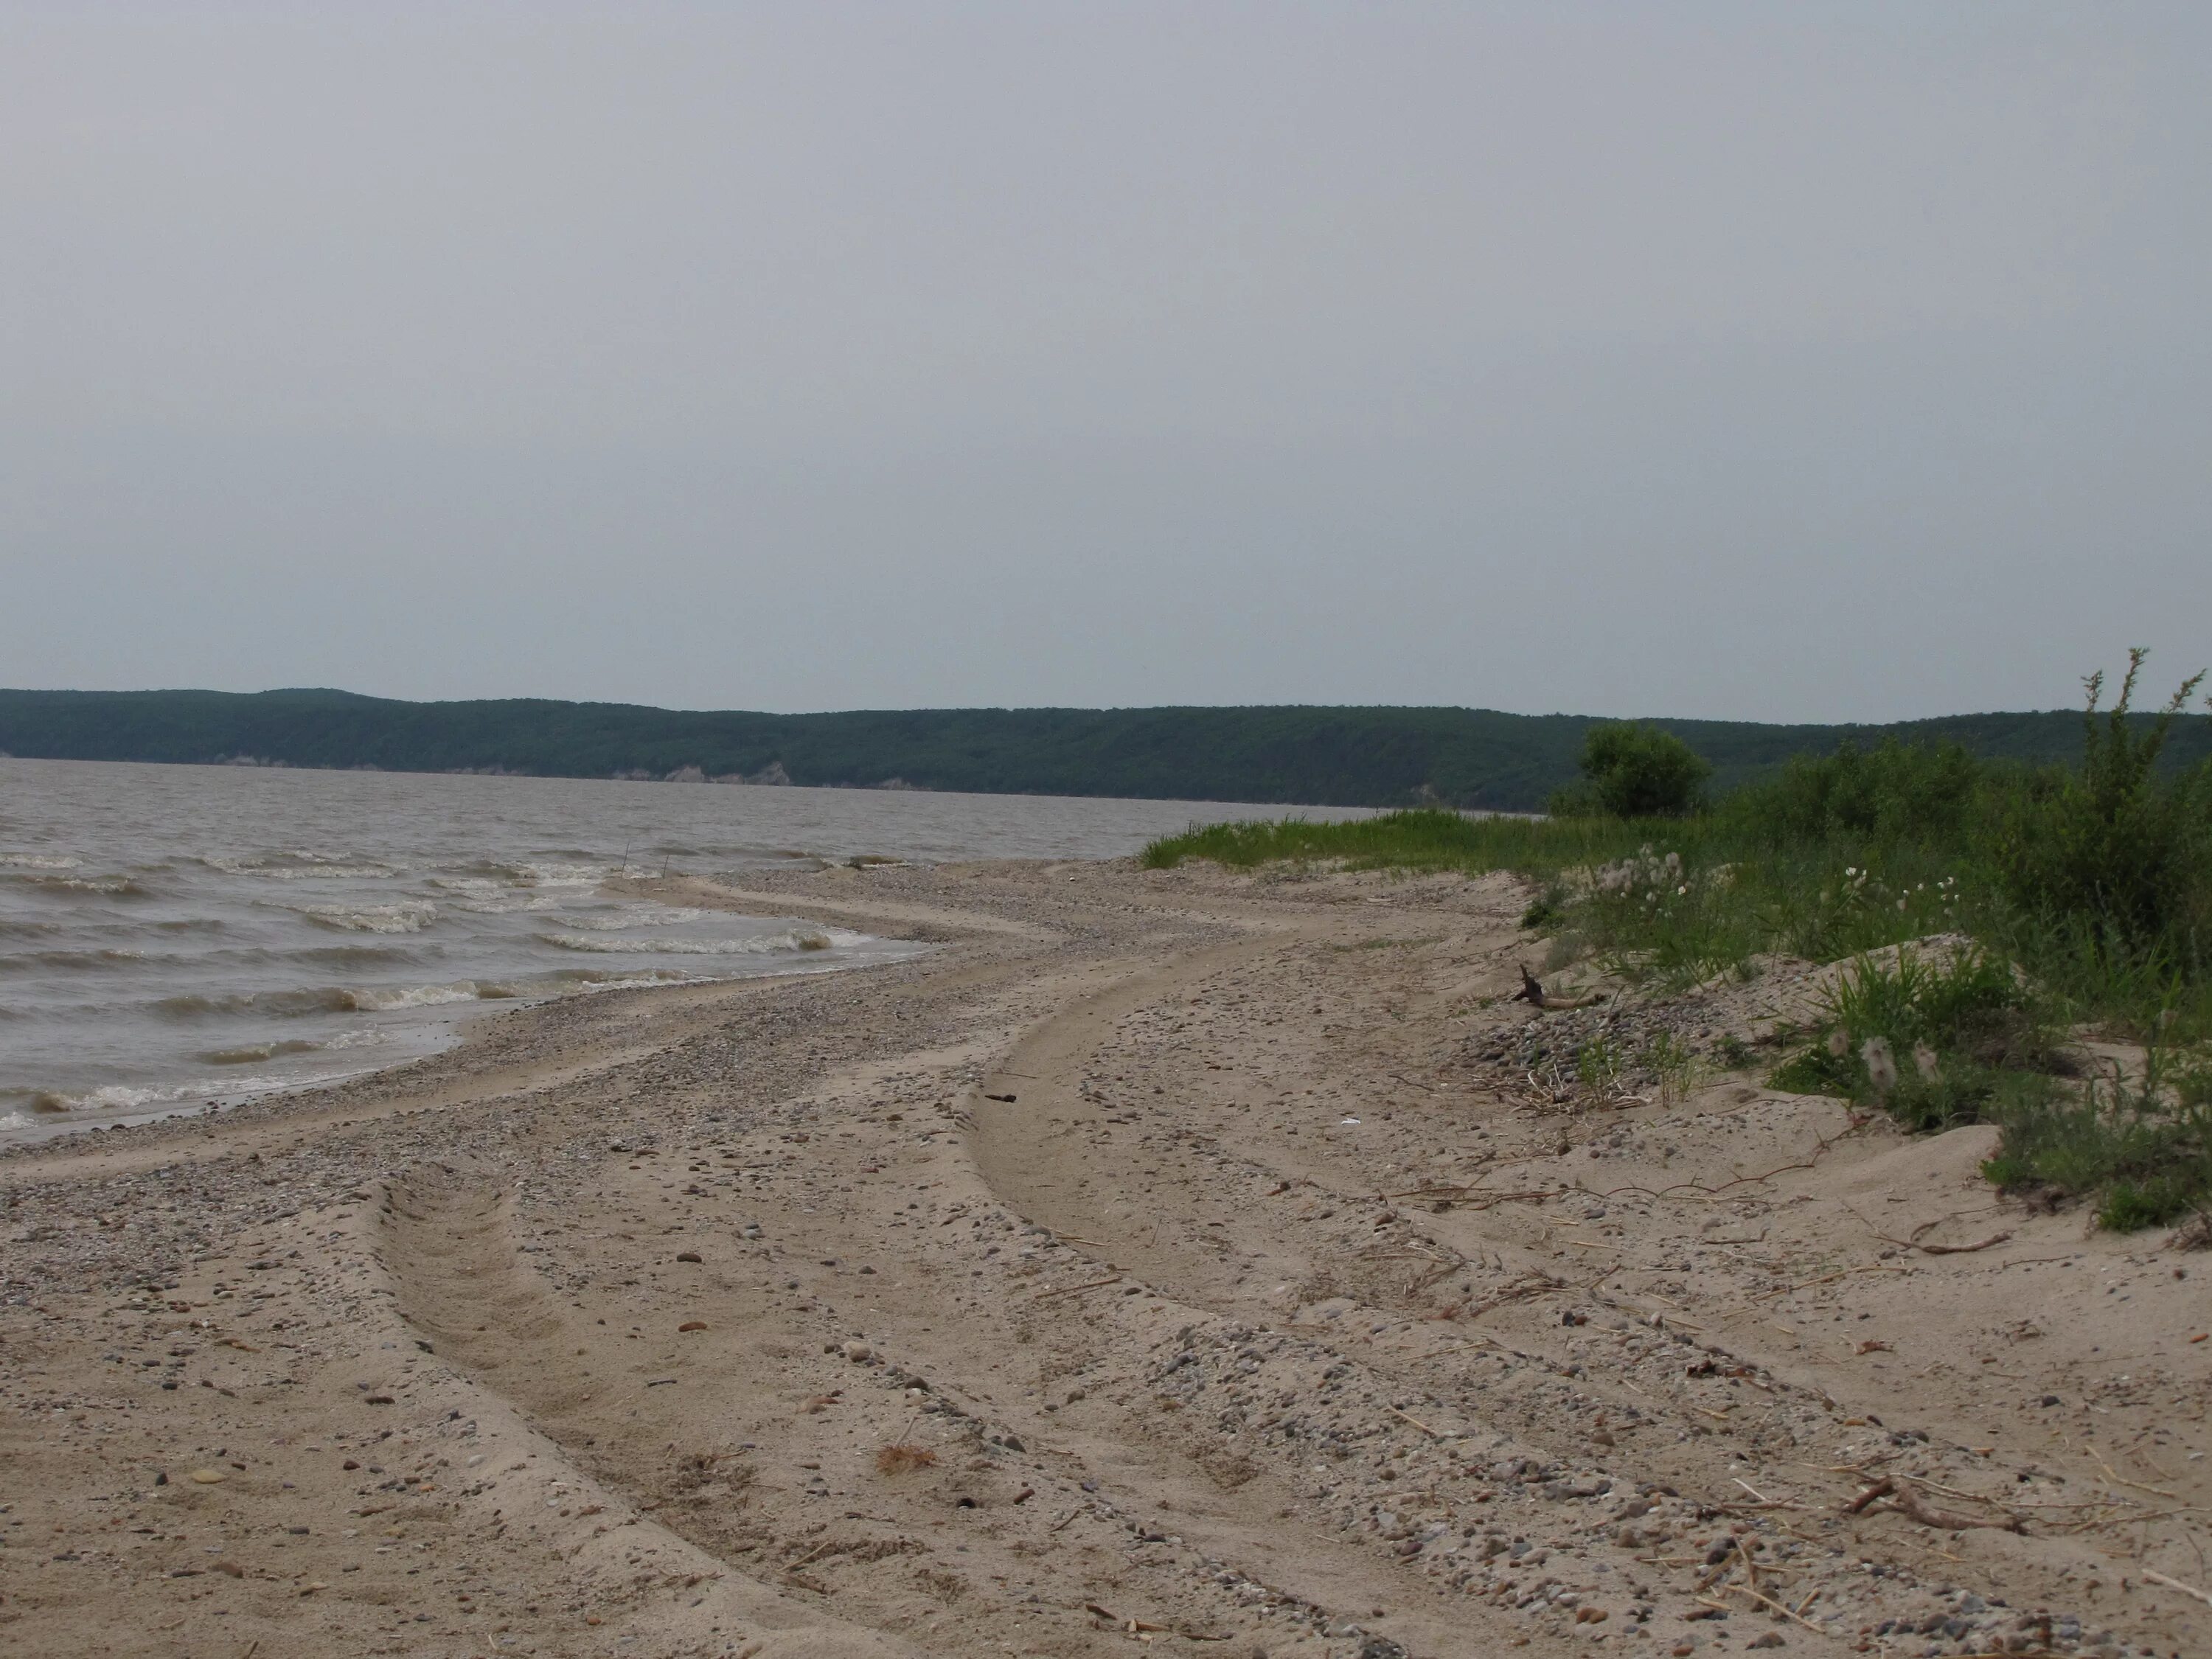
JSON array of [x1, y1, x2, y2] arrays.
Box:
[[3, 856, 2205, 1659]]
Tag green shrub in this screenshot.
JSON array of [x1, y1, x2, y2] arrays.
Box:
[[1983, 650, 2212, 974], [1520, 886, 1565, 930], [1554, 723, 1711, 819]]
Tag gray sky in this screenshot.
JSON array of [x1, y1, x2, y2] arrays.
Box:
[[5, 3, 2208, 723]]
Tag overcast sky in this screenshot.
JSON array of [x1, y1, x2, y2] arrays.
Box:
[[4, 4, 2208, 722]]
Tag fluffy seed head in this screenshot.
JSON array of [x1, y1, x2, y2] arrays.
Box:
[[1860, 1036, 1899, 1095]]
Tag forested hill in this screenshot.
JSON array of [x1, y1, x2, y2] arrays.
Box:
[[2, 689, 2206, 813]]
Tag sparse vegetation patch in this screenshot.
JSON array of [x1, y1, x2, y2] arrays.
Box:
[[1145, 651, 2212, 1229]]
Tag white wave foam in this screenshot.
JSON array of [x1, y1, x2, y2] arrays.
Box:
[[543, 927, 840, 956], [38, 1079, 226, 1113], [564, 968, 702, 991], [268, 864, 400, 881], [0, 852, 83, 869], [292, 901, 437, 934], [204, 852, 401, 880], [554, 905, 715, 931], [201, 1037, 327, 1065]]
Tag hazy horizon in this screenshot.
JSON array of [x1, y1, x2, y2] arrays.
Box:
[[8, 682, 2161, 728], [7, 5, 2210, 724]]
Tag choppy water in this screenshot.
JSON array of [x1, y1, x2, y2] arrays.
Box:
[[0, 759, 1359, 1142]]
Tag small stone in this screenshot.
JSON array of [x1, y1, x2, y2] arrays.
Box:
[[678, 1321, 708, 1332], [675, 1251, 703, 1263], [188, 1469, 227, 1484]]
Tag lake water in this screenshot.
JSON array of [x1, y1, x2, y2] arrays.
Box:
[[0, 759, 1360, 1142]]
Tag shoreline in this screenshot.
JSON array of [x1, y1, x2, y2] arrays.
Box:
[[2, 857, 2203, 1658], [0, 933, 919, 1153]]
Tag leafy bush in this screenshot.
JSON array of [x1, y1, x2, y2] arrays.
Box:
[[1550, 723, 1711, 819], [1725, 737, 1984, 849]]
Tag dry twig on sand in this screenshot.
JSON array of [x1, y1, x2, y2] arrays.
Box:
[[1385, 1404, 1444, 1437], [1866, 1215, 2017, 1255], [1841, 1475, 2025, 1533], [2142, 1569, 2212, 1609]]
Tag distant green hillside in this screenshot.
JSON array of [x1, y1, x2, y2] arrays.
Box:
[[1, 689, 2205, 813]]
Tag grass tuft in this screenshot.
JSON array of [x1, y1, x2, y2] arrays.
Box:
[[873, 1443, 938, 1475]]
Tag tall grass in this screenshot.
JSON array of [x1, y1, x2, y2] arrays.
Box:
[[1770, 948, 2053, 1133], [1137, 810, 1636, 877]]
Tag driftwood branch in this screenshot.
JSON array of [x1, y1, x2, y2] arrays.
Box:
[[1510, 964, 1606, 1012]]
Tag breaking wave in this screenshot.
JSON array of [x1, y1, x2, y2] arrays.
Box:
[[21, 1074, 301, 1116], [153, 987, 361, 1020], [4, 872, 153, 897], [202, 851, 405, 880], [289, 901, 438, 934], [550, 905, 715, 931], [200, 1037, 341, 1065], [347, 980, 487, 1012]]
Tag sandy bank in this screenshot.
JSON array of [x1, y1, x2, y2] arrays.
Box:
[[2, 858, 2205, 1658]]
